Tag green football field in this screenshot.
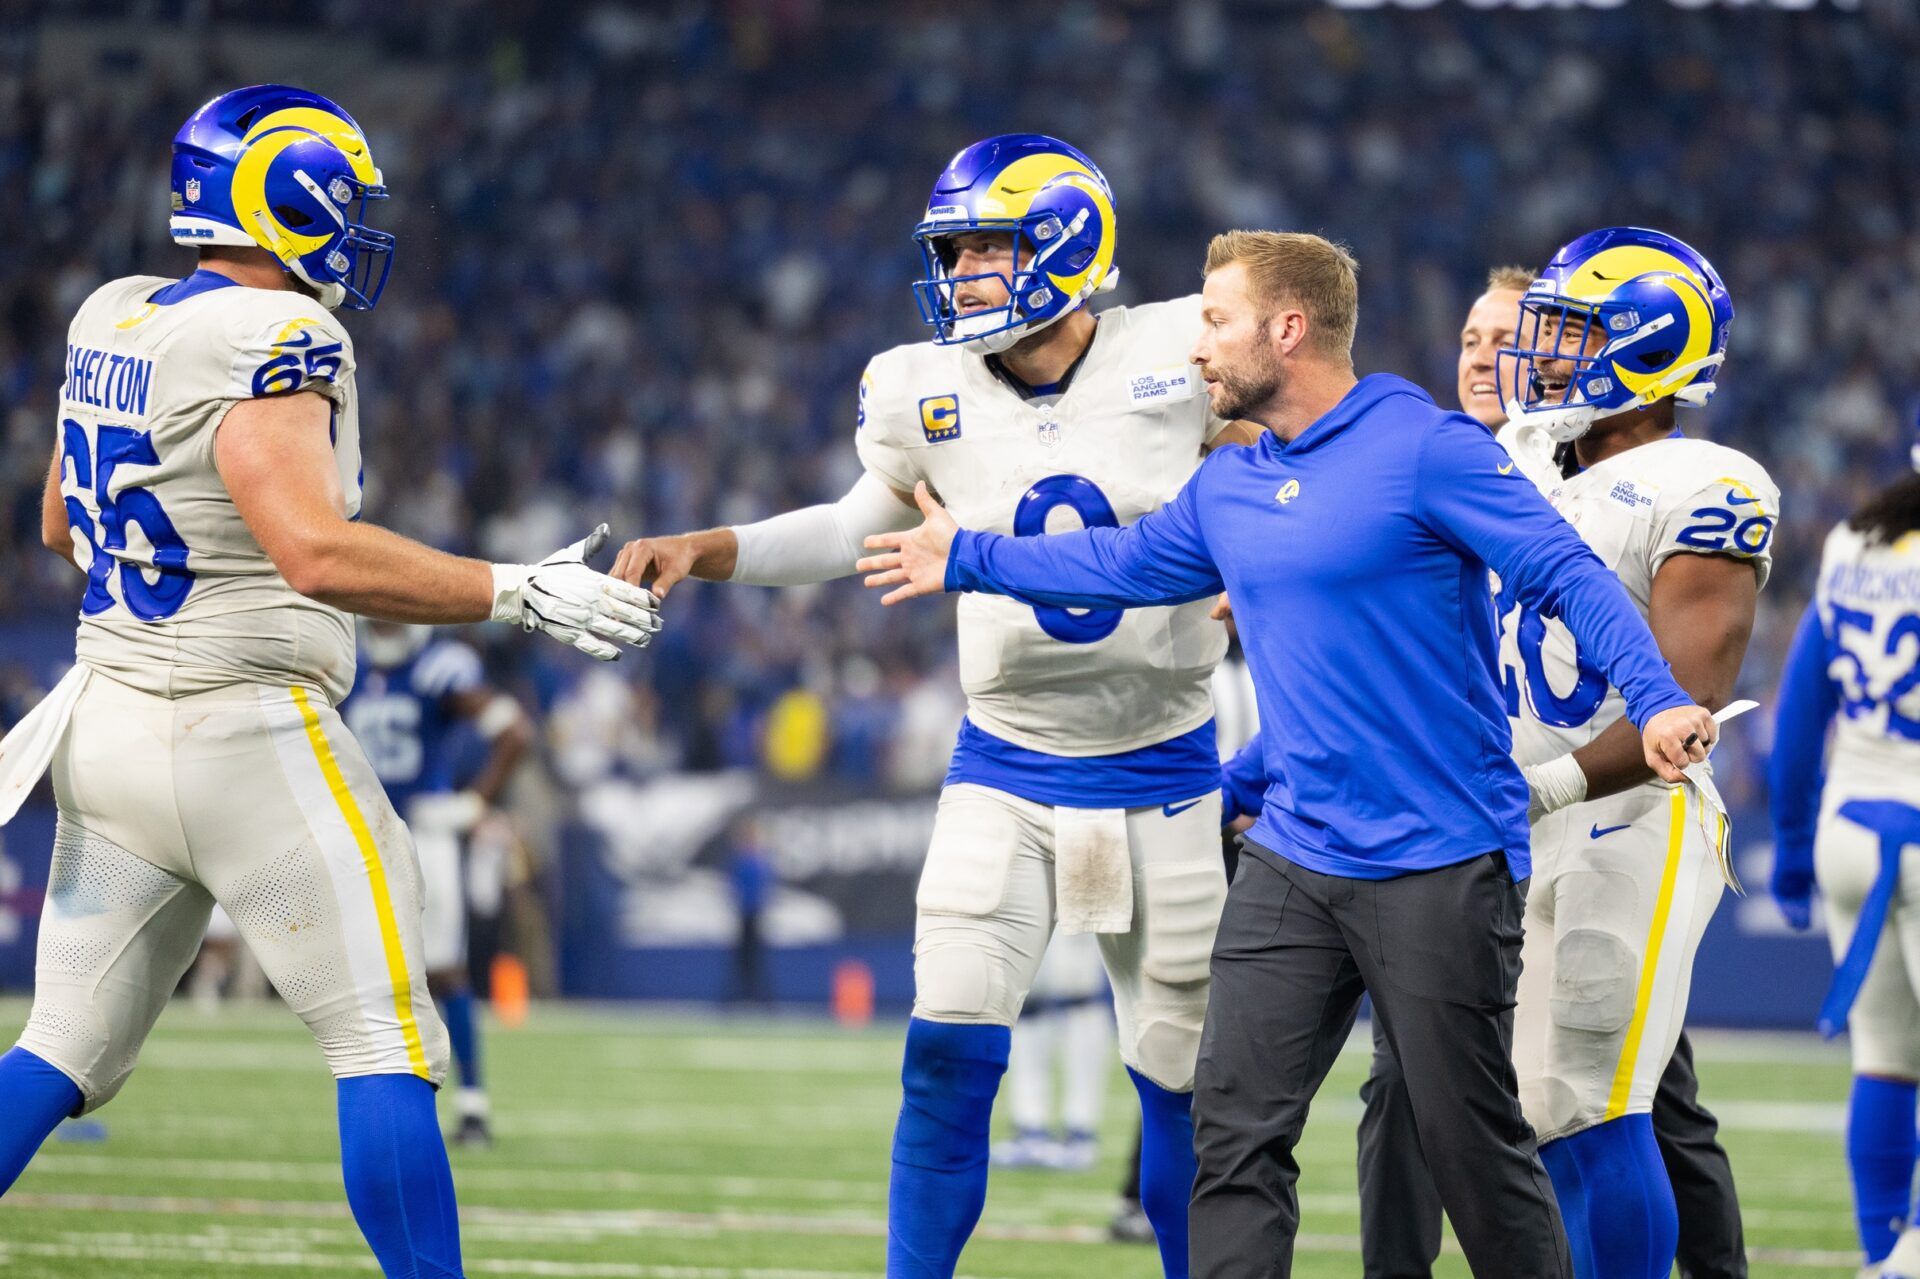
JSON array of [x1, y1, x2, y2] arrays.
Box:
[[0, 997, 1868, 1277]]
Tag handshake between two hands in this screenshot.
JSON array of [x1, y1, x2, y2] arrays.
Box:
[[490, 525, 662, 662]]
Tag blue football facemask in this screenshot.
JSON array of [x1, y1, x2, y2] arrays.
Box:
[[170, 85, 395, 311], [911, 209, 1105, 353], [908, 133, 1119, 354], [1500, 273, 1725, 445]]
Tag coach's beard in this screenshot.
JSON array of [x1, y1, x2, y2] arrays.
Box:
[[1211, 356, 1285, 424]]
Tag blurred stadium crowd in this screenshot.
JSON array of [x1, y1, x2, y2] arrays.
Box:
[[1, 0, 1916, 817]]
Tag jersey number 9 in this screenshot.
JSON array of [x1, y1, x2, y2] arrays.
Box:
[[1014, 475, 1123, 644]]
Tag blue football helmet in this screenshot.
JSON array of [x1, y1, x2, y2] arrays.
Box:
[[1500, 227, 1733, 443], [912, 134, 1119, 353], [170, 85, 393, 311]]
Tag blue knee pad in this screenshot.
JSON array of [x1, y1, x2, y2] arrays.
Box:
[[0, 1047, 83, 1195], [887, 1019, 1009, 1278], [337, 1074, 464, 1278], [1848, 1075, 1918, 1263], [1542, 1115, 1676, 1279], [1130, 1067, 1195, 1279]]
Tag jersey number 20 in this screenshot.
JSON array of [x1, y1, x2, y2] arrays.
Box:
[[62, 418, 194, 621], [1495, 583, 1608, 729], [1014, 475, 1122, 644]]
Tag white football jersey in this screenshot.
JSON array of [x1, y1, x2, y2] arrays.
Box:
[[58, 274, 362, 704], [1813, 520, 1920, 795], [855, 296, 1232, 756], [1494, 432, 1779, 770]]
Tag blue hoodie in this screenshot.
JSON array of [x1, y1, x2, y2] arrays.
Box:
[[947, 374, 1691, 880]]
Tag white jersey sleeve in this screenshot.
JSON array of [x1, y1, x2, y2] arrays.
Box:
[[1646, 450, 1780, 590], [852, 357, 921, 496], [60, 275, 364, 704], [220, 306, 357, 407]]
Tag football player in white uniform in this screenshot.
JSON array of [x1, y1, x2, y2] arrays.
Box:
[[1496, 228, 1779, 1279], [0, 85, 657, 1277], [1769, 422, 1920, 1279], [612, 134, 1253, 1279]]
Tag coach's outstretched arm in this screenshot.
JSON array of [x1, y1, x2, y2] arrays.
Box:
[[859, 480, 1224, 609], [1412, 415, 1714, 782], [214, 390, 659, 660]]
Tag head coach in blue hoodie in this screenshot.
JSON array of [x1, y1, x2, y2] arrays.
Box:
[[859, 230, 1721, 1279]]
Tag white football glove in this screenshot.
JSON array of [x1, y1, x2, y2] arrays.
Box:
[[489, 525, 661, 661]]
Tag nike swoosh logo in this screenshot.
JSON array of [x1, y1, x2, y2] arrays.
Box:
[[1163, 800, 1203, 819], [1498, 460, 1515, 475], [1726, 491, 1761, 506], [1590, 823, 1632, 840]]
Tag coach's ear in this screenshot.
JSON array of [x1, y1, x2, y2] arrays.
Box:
[[1269, 307, 1311, 361]]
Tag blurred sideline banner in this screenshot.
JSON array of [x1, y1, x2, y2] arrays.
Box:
[[0, 788, 1846, 1029]]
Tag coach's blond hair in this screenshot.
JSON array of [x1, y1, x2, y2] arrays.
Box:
[[1485, 264, 1535, 294], [1204, 231, 1359, 359]]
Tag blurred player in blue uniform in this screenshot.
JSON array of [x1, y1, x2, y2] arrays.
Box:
[[347, 621, 531, 1146], [1770, 418, 1920, 1279]]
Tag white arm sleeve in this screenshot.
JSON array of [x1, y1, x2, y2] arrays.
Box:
[[728, 471, 919, 586]]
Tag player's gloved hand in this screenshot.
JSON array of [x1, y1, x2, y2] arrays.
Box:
[[1521, 755, 1588, 825], [410, 789, 486, 837], [1770, 852, 1815, 931], [490, 525, 661, 661]]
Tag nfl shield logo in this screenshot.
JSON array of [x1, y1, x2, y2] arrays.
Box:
[[1038, 419, 1060, 448], [184, 178, 201, 203]]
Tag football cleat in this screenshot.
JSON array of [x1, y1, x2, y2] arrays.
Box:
[[170, 85, 394, 311], [1499, 226, 1732, 443], [1108, 1199, 1155, 1245], [989, 1128, 1055, 1169]]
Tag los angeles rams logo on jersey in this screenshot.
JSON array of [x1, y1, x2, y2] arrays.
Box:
[[1275, 479, 1301, 505], [919, 394, 962, 443]]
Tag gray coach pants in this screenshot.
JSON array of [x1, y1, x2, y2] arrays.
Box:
[[1190, 843, 1571, 1279], [1357, 1027, 1748, 1279]]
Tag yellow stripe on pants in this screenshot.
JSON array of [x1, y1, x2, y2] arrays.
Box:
[[289, 685, 430, 1079], [1604, 785, 1688, 1120]]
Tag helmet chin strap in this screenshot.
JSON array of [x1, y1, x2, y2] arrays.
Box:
[[955, 312, 1031, 354], [1505, 396, 1599, 445]]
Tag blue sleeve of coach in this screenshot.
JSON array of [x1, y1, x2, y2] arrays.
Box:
[[1413, 414, 1691, 730], [946, 471, 1225, 608], [1767, 601, 1838, 882], [1220, 732, 1269, 825]]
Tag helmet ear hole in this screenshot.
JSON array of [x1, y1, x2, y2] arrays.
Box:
[[1634, 349, 1674, 370], [274, 205, 315, 230]]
